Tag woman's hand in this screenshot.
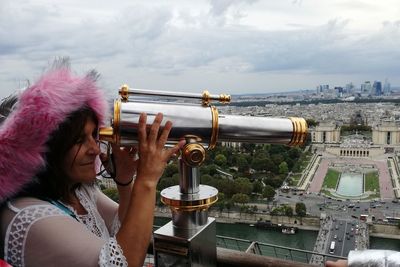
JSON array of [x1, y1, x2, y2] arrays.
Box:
[[326, 260, 348, 267], [110, 143, 138, 184], [135, 112, 185, 188]]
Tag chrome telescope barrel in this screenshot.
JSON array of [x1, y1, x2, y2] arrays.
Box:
[[99, 100, 308, 148]]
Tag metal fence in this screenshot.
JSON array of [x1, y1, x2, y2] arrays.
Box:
[[144, 225, 346, 266], [215, 235, 346, 264]]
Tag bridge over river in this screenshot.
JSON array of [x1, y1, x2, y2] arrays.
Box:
[[310, 217, 368, 265]]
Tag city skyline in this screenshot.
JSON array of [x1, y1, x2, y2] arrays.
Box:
[[1, 0, 400, 99]]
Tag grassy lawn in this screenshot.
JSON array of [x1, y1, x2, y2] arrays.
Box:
[[365, 171, 379, 192], [322, 169, 340, 189], [367, 193, 380, 199], [297, 154, 313, 172], [291, 173, 302, 184]]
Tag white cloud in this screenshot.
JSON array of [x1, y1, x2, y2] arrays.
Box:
[[0, 0, 399, 98]]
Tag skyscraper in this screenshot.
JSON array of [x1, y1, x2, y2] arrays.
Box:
[[383, 79, 391, 95], [373, 81, 382, 96], [361, 81, 371, 94]]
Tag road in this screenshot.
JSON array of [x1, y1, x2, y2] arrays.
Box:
[[272, 191, 400, 221], [326, 219, 355, 259]]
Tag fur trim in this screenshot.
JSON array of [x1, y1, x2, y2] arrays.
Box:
[[0, 65, 108, 201]]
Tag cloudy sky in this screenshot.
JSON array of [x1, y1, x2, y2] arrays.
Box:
[[1, 0, 399, 98]]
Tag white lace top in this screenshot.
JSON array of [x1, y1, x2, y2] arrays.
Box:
[[0, 184, 128, 267]]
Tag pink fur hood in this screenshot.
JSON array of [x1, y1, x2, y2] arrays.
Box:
[[0, 66, 108, 201]]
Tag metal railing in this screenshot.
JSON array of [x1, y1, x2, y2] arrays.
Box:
[[146, 225, 346, 266], [215, 234, 346, 264]]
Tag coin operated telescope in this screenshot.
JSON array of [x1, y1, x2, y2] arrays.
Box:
[[99, 85, 308, 267]]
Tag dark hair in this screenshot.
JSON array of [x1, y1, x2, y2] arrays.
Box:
[[18, 106, 99, 200]]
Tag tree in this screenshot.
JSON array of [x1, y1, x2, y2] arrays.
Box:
[[201, 174, 213, 185], [295, 202, 307, 217], [236, 154, 249, 173], [284, 205, 293, 217], [264, 176, 284, 189], [252, 180, 263, 194], [163, 163, 178, 177], [225, 200, 233, 218], [262, 185, 276, 201], [270, 207, 280, 216], [279, 161, 289, 175], [215, 178, 235, 198], [200, 164, 218, 176], [215, 192, 225, 214], [288, 147, 301, 160], [251, 157, 266, 171], [233, 177, 253, 195], [215, 154, 227, 167], [231, 193, 250, 206]]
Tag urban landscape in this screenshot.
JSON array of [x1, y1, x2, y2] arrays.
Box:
[[100, 82, 400, 266]]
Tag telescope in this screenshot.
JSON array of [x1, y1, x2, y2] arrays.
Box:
[[99, 85, 308, 267], [99, 85, 307, 148]]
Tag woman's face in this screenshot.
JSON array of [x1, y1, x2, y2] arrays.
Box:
[[63, 118, 100, 184]]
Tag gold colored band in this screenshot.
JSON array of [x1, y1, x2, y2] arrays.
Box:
[[202, 90, 210, 106], [98, 127, 115, 143], [209, 106, 219, 150], [119, 84, 129, 102], [219, 94, 231, 104], [113, 100, 121, 145], [288, 117, 308, 146], [161, 195, 218, 212], [98, 99, 122, 144]]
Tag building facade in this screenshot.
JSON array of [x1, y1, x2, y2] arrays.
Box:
[[310, 122, 341, 144], [372, 121, 400, 145]]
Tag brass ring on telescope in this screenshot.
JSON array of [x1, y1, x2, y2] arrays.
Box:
[[113, 99, 121, 145], [209, 106, 219, 150], [219, 94, 231, 104], [119, 84, 129, 102], [98, 99, 122, 144], [202, 90, 210, 106], [160, 185, 219, 212], [161, 195, 218, 212], [288, 117, 308, 146]]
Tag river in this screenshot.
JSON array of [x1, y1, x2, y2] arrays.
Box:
[[154, 217, 400, 253]]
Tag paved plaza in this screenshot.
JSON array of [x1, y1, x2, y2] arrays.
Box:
[[306, 157, 395, 199]]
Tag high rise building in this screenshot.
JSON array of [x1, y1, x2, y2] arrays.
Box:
[[384, 79, 391, 95], [345, 83, 354, 93], [373, 81, 382, 96], [316, 84, 329, 93], [361, 81, 371, 94]]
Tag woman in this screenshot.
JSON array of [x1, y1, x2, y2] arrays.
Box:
[[0, 60, 184, 266]]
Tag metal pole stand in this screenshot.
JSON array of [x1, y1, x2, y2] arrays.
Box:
[[154, 139, 218, 267]]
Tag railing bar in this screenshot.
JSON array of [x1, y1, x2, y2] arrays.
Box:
[[289, 249, 294, 261], [216, 235, 346, 260]]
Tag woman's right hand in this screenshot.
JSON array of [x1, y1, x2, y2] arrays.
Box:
[[135, 112, 185, 188]]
